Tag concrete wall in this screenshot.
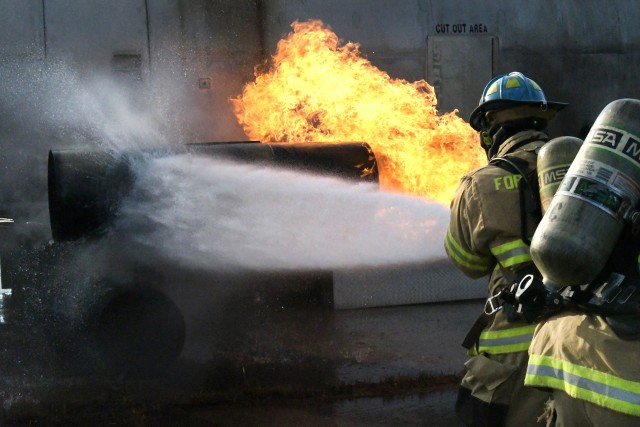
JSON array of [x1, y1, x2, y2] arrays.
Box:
[[146, 0, 263, 141], [0, 0, 44, 59], [0, 0, 262, 146]]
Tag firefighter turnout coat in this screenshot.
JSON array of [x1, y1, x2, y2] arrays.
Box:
[[526, 312, 640, 423], [446, 130, 551, 424]]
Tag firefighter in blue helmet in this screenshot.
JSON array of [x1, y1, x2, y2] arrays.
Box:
[[445, 72, 566, 426]]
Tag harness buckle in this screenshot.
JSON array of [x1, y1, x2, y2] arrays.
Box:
[[484, 293, 504, 315]]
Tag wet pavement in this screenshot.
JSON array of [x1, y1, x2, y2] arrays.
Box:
[[0, 252, 481, 425], [138, 389, 464, 426]]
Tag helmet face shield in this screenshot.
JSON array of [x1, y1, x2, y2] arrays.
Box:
[[469, 71, 567, 131]]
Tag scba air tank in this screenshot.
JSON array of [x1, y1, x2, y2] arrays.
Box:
[[531, 99, 640, 288], [537, 136, 583, 214]]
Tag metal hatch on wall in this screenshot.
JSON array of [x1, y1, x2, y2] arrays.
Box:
[[427, 36, 496, 121]]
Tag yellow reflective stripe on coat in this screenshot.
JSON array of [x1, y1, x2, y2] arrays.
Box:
[[525, 354, 640, 417], [490, 239, 532, 268], [445, 230, 493, 272], [468, 324, 537, 355]]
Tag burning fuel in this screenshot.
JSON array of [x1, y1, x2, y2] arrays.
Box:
[[231, 20, 484, 204]]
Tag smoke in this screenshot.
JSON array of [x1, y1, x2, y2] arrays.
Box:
[[117, 154, 449, 272]]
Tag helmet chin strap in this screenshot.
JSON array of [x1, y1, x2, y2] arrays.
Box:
[[479, 124, 507, 160], [487, 127, 508, 159]]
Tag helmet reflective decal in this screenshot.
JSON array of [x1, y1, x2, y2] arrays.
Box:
[[486, 81, 499, 96], [528, 79, 542, 91], [505, 77, 521, 88]]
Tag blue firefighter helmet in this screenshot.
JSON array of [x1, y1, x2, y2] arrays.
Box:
[[469, 72, 567, 131]]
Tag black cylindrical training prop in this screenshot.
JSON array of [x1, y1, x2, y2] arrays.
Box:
[[48, 149, 136, 241], [48, 142, 378, 241]]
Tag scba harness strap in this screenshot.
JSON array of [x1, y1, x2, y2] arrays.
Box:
[[493, 273, 640, 339], [486, 153, 640, 339], [490, 240, 640, 340], [464, 150, 640, 347], [579, 229, 640, 340], [489, 155, 542, 245]]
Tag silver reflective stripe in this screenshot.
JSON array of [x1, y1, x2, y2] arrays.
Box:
[[490, 239, 532, 268], [472, 325, 536, 355], [493, 246, 529, 263], [528, 364, 640, 406], [481, 333, 531, 348]]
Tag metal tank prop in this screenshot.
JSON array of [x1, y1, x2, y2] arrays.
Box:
[[40, 141, 378, 375], [49, 141, 378, 241]]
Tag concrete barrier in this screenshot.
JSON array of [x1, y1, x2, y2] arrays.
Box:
[[332, 258, 487, 309]]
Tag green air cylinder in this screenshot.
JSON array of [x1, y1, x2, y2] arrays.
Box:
[[537, 136, 583, 214], [531, 99, 640, 287]]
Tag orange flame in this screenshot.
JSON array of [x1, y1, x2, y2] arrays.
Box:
[[231, 20, 483, 204]]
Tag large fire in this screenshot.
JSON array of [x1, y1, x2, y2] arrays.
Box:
[[231, 20, 483, 204]]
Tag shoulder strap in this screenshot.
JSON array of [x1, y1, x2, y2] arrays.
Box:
[[489, 156, 542, 245]]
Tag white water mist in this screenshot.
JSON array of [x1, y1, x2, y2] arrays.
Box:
[[117, 154, 450, 272]]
